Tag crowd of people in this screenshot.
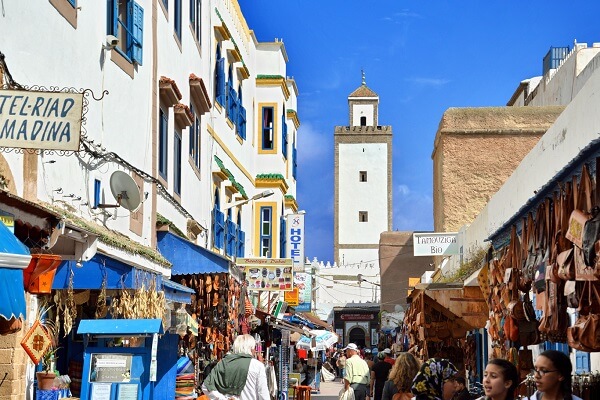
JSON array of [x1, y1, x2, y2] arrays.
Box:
[[331, 344, 582, 400], [196, 336, 583, 400]]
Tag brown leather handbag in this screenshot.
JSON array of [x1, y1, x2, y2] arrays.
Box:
[[557, 248, 575, 280], [567, 281, 600, 351]]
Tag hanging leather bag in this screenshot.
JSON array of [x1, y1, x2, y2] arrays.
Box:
[[556, 248, 575, 280], [567, 281, 600, 351], [567, 171, 592, 248]]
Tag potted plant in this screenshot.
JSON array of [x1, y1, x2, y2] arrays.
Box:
[[35, 308, 60, 390]]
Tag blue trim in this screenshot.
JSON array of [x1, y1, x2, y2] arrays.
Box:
[[159, 108, 168, 179], [487, 137, 600, 249], [77, 318, 164, 335], [162, 279, 195, 304], [0, 220, 29, 320], [174, 130, 182, 195], [52, 253, 159, 290], [157, 231, 229, 275]]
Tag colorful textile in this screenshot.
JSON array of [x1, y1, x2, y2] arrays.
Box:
[[411, 359, 458, 400]]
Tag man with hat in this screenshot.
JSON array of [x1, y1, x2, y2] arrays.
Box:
[[342, 343, 371, 400], [381, 348, 394, 366]]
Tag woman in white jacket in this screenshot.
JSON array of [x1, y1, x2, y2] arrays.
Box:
[[527, 350, 581, 400]]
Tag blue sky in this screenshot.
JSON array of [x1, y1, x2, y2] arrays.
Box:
[[238, 1, 600, 262]]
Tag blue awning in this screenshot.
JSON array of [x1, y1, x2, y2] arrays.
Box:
[[77, 318, 164, 336], [162, 279, 195, 304], [53, 253, 159, 290], [0, 220, 31, 320], [157, 231, 230, 275]]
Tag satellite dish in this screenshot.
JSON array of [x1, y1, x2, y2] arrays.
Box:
[[110, 171, 141, 211], [96, 171, 141, 212]]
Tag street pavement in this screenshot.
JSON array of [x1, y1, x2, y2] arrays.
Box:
[[312, 378, 345, 400]]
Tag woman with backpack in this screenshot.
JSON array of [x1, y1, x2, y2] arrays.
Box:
[[381, 352, 420, 400], [476, 358, 518, 400]]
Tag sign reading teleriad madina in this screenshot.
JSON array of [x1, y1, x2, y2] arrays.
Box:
[[0, 90, 83, 151]]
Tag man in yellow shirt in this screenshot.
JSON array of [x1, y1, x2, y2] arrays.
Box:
[[343, 343, 370, 400]]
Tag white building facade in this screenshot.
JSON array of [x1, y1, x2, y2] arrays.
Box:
[[0, 0, 299, 397]]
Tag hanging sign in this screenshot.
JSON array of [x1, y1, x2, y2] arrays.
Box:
[[0, 89, 83, 151], [284, 287, 299, 306], [413, 232, 459, 256], [286, 214, 305, 271], [237, 258, 293, 291]]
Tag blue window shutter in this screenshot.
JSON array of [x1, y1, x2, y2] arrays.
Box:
[[238, 106, 246, 140], [213, 208, 225, 249], [280, 216, 286, 258], [226, 219, 236, 256], [94, 179, 101, 208], [216, 58, 225, 106], [292, 147, 297, 179], [237, 230, 245, 257], [109, 0, 118, 36], [282, 115, 288, 159], [129, 1, 144, 65], [575, 350, 590, 373]]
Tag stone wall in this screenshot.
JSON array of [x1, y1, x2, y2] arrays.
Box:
[[379, 231, 432, 312], [0, 325, 28, 400], [432, 106, 565, 233]]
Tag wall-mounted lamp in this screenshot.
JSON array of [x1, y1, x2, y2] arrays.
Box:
[[53, 188, 63, 194], [222, 189, 274, 210], [43, 160, 56, 164]]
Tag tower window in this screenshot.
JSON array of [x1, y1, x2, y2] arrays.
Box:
[[359, 171, 367, 182], [360, 116, 366, 126], [359, 211, 368, 222]]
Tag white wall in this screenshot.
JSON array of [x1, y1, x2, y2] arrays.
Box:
[[338, 143, 388, 243], [352, 104, 375, 126]]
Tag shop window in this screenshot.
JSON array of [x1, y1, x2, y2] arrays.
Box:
[[359, 211, 368, 222], [107, 0, 144, 65], [260, 206, 272, 257]]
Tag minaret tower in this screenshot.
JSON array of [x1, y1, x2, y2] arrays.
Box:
[[334, 72, 393, 273]]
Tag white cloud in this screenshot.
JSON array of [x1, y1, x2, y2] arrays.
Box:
[[396, 184, 410, 196], [297, 122, 331, 163]]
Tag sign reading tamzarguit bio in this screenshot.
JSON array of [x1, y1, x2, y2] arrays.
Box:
[[413, 232, 459, 256], [0, 90, 83, 151]]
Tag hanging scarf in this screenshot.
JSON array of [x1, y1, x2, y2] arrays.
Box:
[[411, 358, 458, 400], [204, 353, 253, 396]]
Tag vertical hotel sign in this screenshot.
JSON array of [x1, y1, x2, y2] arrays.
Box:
[[286, 213, 305, 271], [0, 90, 83, 151]]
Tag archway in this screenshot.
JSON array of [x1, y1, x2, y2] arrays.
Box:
[[348, 327, 366, 348]]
